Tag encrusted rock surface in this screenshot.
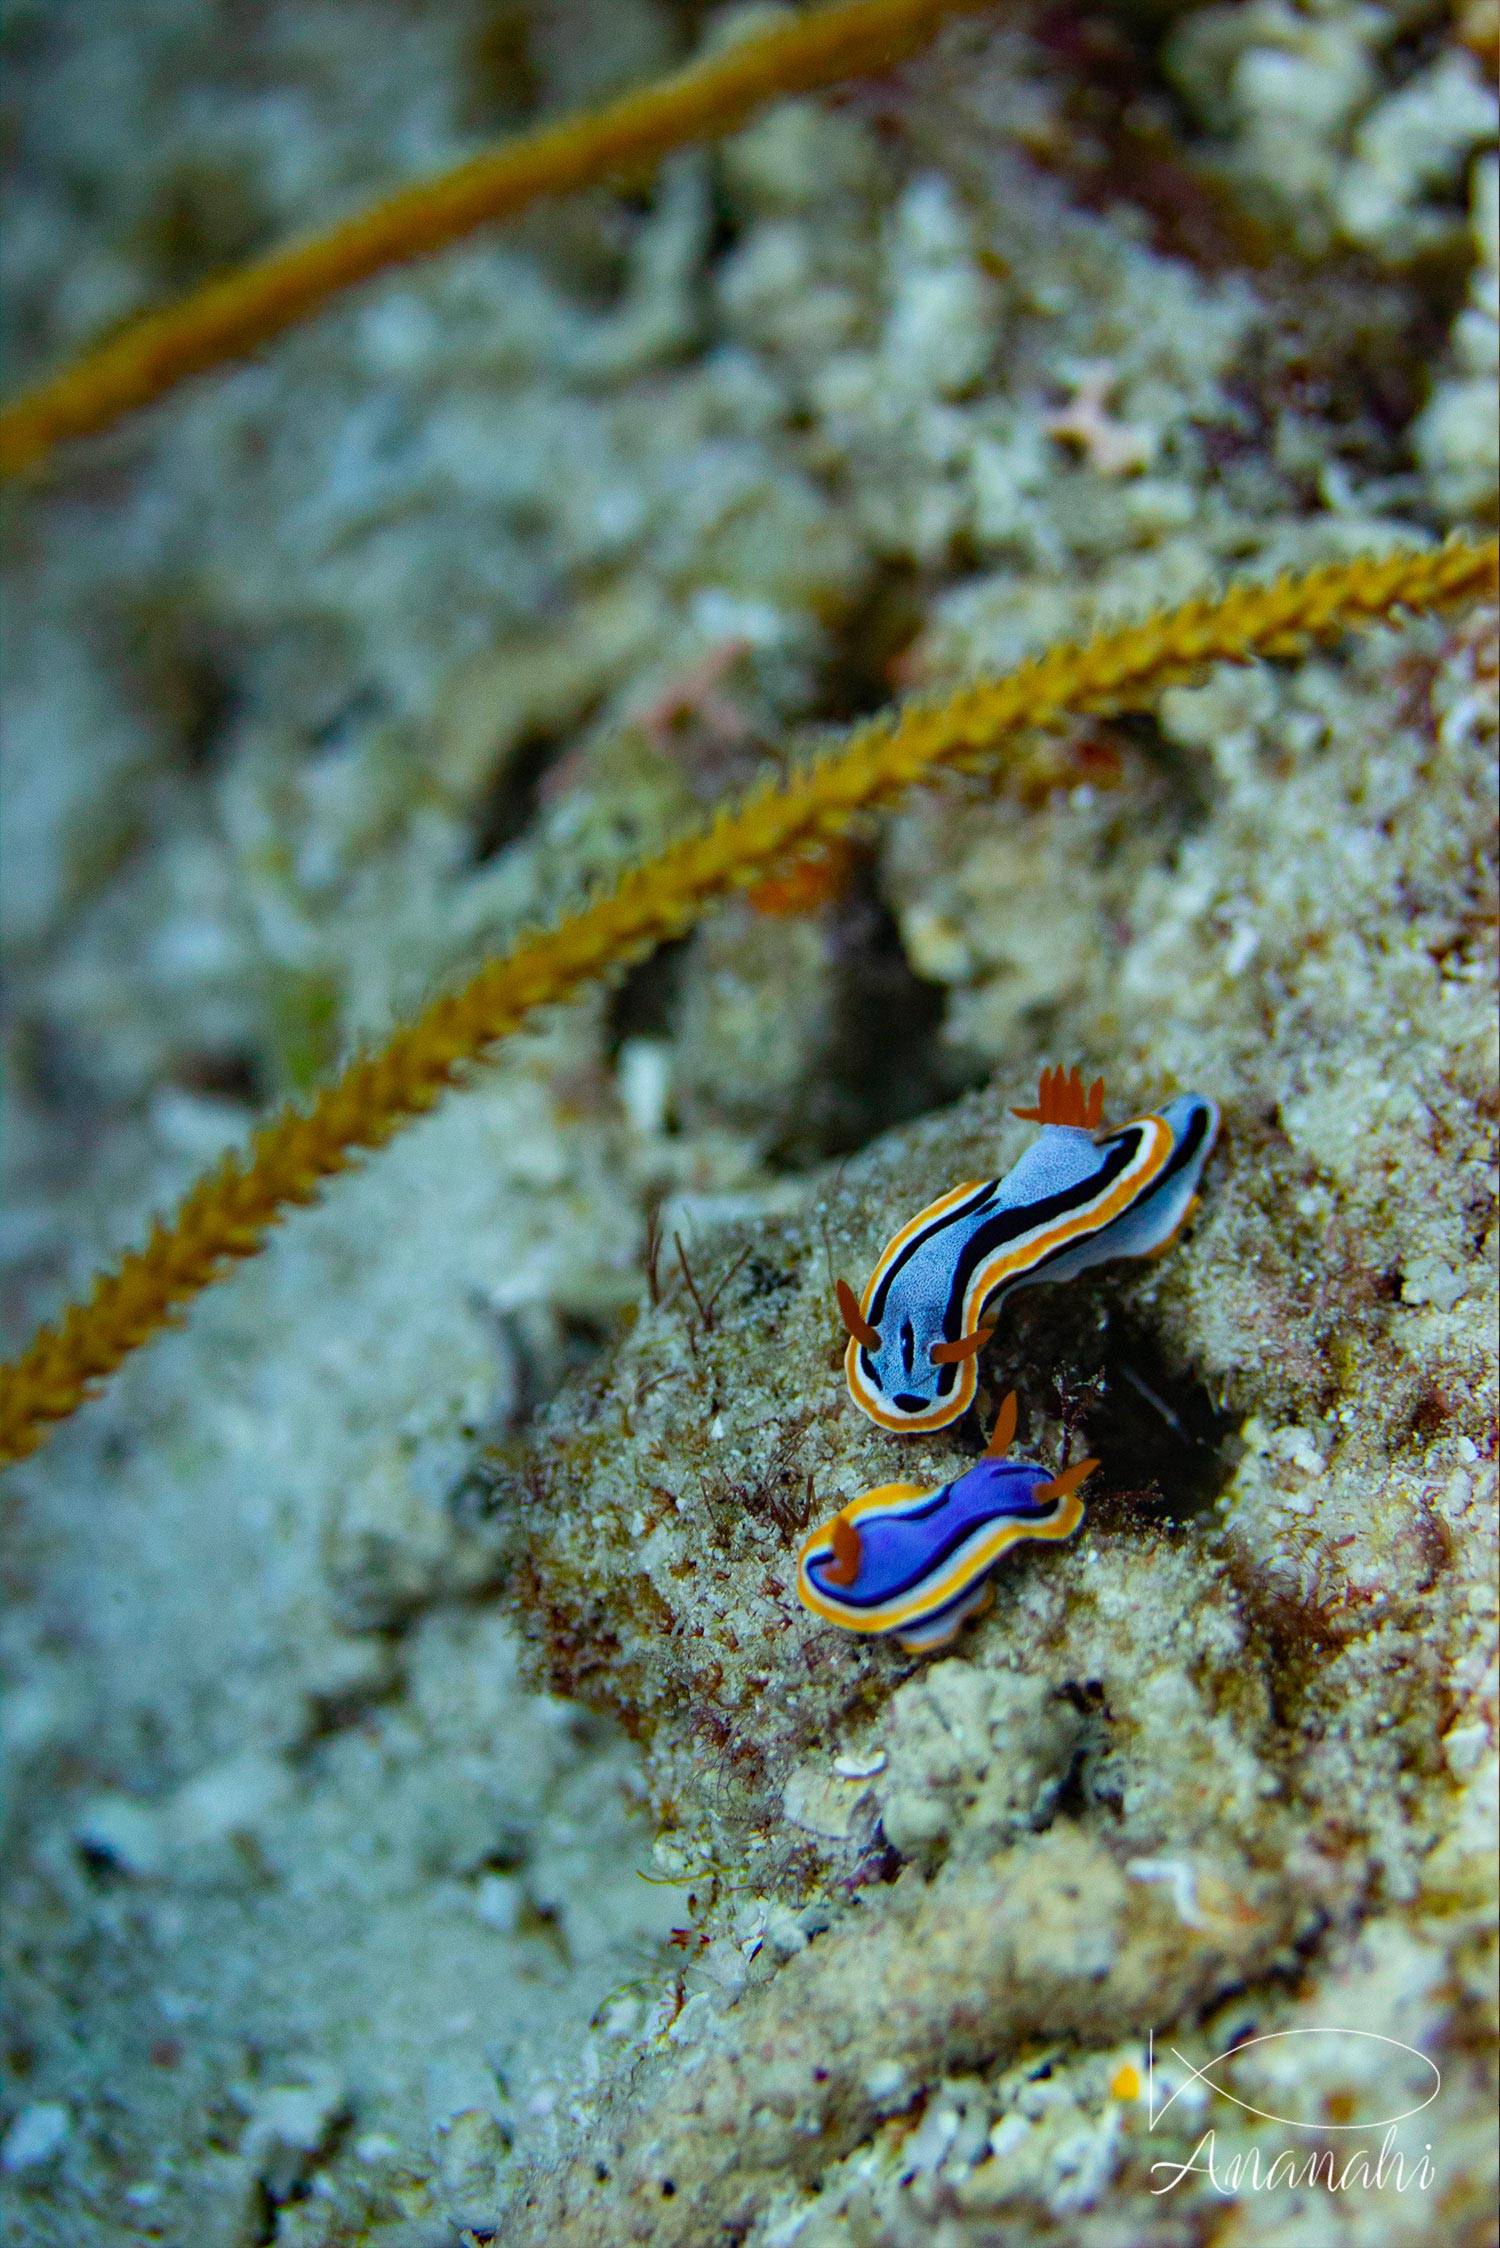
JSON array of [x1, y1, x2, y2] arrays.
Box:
[[499, 599, 1496, 2244]]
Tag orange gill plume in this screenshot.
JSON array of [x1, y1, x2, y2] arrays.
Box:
[[1011, 1066, 1106, 1131]]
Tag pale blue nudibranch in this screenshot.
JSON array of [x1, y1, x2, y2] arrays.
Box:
[[797, 1393, 1095, 1652], [836, 1068, 1219, 1434]]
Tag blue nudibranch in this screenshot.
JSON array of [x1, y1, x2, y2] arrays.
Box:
[[836, 1069, 1220, 1434], [797, 1393, 1095, 1651]]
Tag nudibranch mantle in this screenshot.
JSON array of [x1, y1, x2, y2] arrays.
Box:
[[840, 1070, 1219, 1434], [797, 1397, 1094, 1653]]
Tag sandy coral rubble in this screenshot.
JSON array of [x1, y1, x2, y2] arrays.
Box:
[[503, 1828, 1301, 2245]]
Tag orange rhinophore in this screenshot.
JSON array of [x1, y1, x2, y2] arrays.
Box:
[[1033, 1456, 1102, 1504], [835, 1277, 881, 1353], [929, 1323, 996, 1366], [825, 1513, 864, 1588]]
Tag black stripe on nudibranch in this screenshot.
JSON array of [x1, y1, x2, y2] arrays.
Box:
[[925, 1122, 1157, 1341], [808, 1496, 1050, 1613], [863, 1180, 994, 1324]]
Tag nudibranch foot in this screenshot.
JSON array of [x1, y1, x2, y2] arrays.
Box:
[[893, 1575, 995, 1654], [839, 1070, 1220, 1433], [796, 1394, 1095, 1650]]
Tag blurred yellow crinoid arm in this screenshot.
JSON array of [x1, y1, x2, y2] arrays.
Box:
[[0, 0, 988, 477], [1, 535, 1494, 1466]]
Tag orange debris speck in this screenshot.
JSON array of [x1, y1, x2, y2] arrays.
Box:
[[747, 838, 857, 917]]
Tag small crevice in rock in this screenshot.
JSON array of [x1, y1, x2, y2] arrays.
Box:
[[989, 1303, 1242, 1521], [471, 723, 593, 864], [605, 936, 692, 1058], [766, 859, 988, 1169]]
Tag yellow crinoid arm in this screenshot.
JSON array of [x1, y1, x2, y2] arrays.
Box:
[[0, 0, 988, 477], [1, 537, 1493, 1467]]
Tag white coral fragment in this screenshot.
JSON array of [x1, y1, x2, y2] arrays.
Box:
[[883, 176, 999, 401], [1415, 155, 1500, 520], [1337, 51, 1499, 254], [874, 1662, 1082, 1863]]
